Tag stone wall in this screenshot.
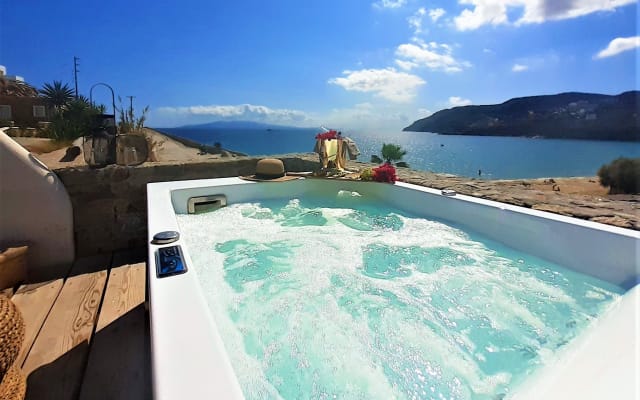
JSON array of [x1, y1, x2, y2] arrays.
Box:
[[54, 155, 320, 256], [55, 154, 638, 257]]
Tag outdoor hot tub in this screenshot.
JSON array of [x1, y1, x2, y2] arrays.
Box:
[[147, 177, 639, 400]]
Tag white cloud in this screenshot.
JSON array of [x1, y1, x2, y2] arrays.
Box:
[[395, 59, 419, 70], [152, 102, 414, 130], [455, 0, 512, 30], [328, 68, 426, 103], [595, 36, 640, 59], [510, 52, 559, 72], [374, 0, 406, 9], [448, 96, 472, 107], [512, 63, 529, 72], [408, 8, 427, 35], [155, 103, 309, 124], [395, 41, 471, 73], [454, 0, 636, 31], [323, 102, 413, 130], [417, 108, 433, 117], [408, 8, 447, 36], [429, 8, 446, 22]]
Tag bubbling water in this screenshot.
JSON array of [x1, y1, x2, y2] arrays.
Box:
[[177, 195, 622, 400]]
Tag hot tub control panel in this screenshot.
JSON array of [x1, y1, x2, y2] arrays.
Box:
[[156, 245, 188, 278]]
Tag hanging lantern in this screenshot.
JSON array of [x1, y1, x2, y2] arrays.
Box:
[[83, 113, 117, 168]]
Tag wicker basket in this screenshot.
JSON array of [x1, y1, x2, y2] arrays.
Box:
[[0, 294, 26, 400], [0, 246, 28, 290], [0, 365, 26, 400]]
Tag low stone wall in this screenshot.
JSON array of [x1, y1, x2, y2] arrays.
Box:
[[54, 154, 638, 257], [54, 154, 320, 256]]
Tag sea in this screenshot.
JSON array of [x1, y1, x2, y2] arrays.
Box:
[[156, 127, 640, 180]]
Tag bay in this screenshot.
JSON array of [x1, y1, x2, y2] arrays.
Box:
[[157, 127, 640, 180]]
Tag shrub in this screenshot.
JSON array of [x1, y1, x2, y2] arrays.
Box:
[[597, 157, 640, 194], [370, 143, 407, 166], [381, 143, 407, 164], [360, 167, 374, 181], [117, 96, 149, 134], [373, 163, 397, 183], [45, 98, 101, 142]]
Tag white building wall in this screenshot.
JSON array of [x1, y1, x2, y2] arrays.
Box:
[[0, 129, 75, 280]]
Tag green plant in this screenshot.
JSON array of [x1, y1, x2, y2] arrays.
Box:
[[45, 98, 102, 142], [597, 157, 640, 194], [117, 96, 149, 133], [39, 81, 74, 111], [370, 143, 408, 167], [381, 143, 407, 164], [360, 167, 374, 181]]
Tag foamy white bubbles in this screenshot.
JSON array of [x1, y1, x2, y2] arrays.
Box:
[[176, 197, 621, 400]]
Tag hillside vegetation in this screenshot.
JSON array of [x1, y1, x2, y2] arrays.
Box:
[[404, 91, 639, 141]]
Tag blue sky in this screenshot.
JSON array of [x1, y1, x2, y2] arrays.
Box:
[[1, 0, 638, 131]]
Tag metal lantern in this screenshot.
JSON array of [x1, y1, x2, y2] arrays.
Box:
[[84, 83, 117, 168], [83, 114, 117, 167]]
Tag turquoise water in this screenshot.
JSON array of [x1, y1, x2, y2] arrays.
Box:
[[177, 194, 622, 400], [159, 127, 640, 179]]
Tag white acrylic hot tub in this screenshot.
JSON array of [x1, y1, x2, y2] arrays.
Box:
[[147, 177, 639, 400]]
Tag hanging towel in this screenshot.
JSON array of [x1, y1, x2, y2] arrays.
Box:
[[335, 139, 346, 170], [325, 139, 338, 161], [314, 139, 328, 168]]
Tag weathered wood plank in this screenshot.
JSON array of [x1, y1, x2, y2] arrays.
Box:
[[96, 263, 146, 331], [23, 271, 108, 400], [11, 280, 64, 367], [79, 263, 149, 400]]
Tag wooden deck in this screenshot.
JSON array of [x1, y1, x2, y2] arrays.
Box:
[[4, 248, 151, 400]]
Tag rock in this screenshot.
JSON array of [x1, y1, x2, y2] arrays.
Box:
[[59, 146, 81, 162], [590, 216, 637, 230]]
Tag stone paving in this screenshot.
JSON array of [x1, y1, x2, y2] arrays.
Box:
[[357, 161, 638, 230]]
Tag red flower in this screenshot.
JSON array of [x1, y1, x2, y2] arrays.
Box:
[[373, 163, 397, 183], [315, 130, 338, 140]]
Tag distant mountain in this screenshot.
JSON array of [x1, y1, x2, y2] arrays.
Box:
[[179, 120, 309, 130], [404, 91, 639, 141]]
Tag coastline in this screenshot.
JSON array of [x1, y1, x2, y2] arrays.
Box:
[[10, 128, 639, 231], [151, 128, 247, 158]]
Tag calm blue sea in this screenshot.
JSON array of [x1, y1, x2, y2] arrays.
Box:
[[157, 127, 640, 179]]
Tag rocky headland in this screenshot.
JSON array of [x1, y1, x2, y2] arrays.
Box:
[[404, 91, 639, 141]]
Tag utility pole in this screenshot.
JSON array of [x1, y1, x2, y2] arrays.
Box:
[[73, 56, 80, 99], [126, 96, 135, 114]]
